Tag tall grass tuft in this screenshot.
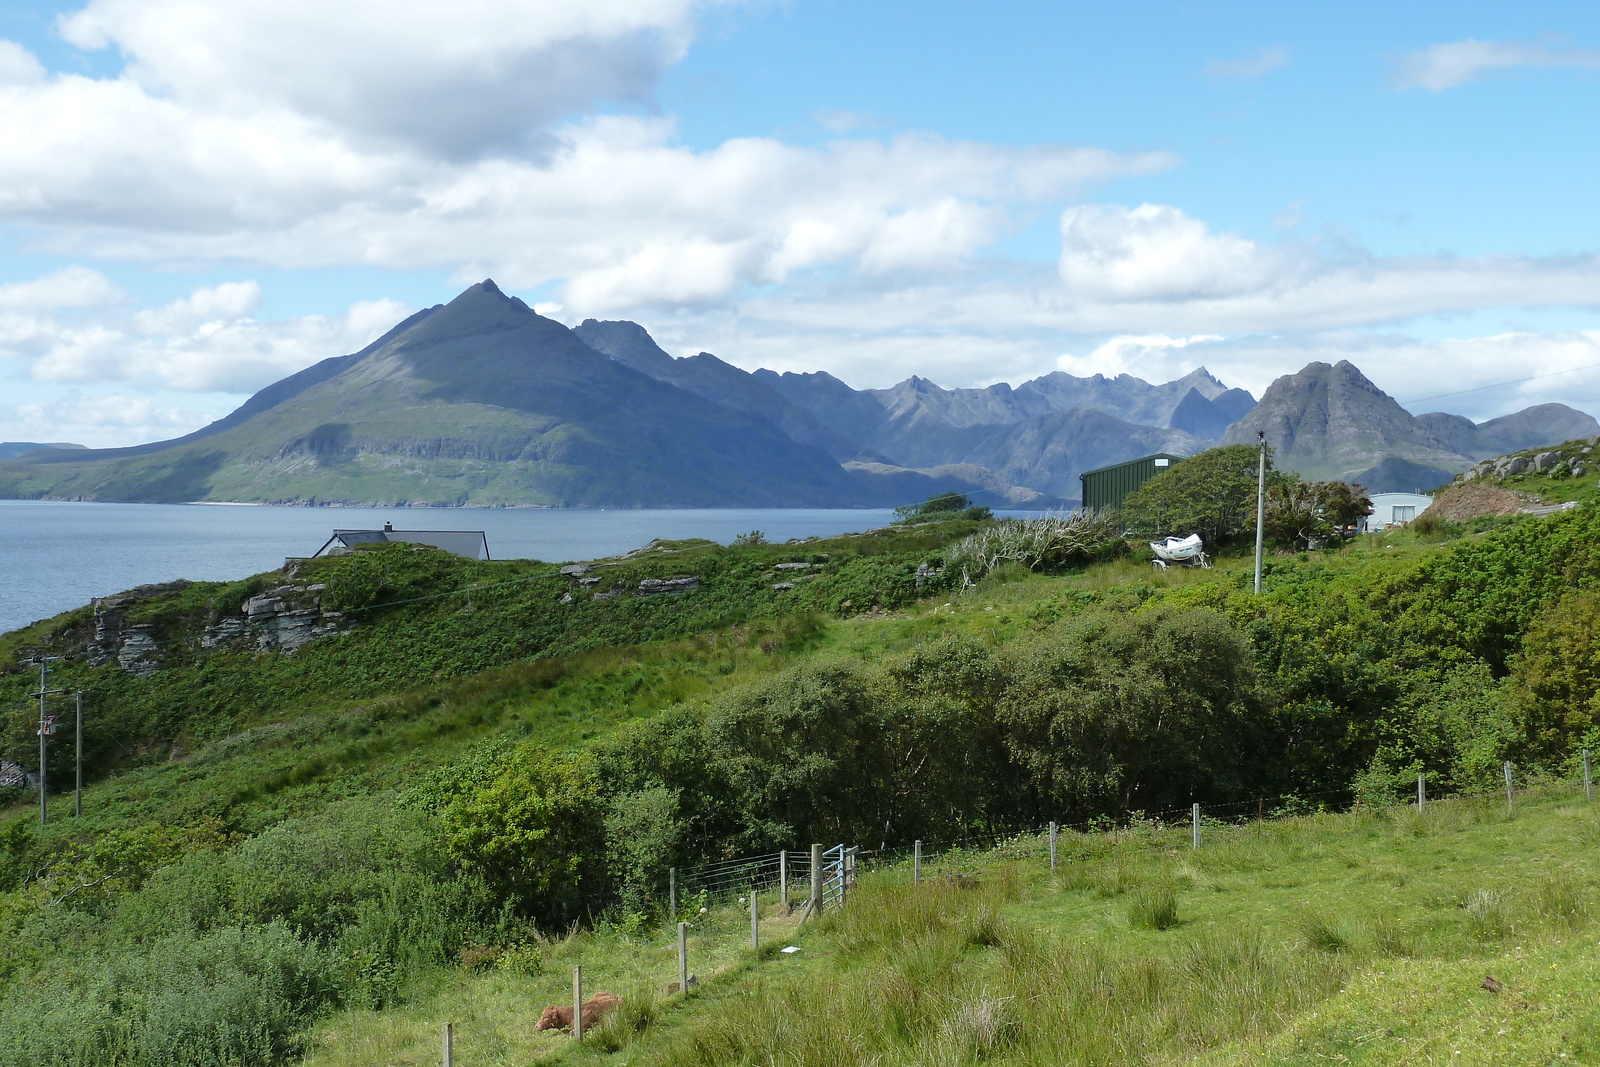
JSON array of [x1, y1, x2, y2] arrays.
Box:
[[1535, 874, 1589, 930], [585, 982, 662, 1053], [1296, 913, 1351, 953], [1128, 883, 1181, 931], [1463, 888, 1514, 940]]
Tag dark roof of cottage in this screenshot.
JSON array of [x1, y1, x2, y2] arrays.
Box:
[[316, 528, 490, 560]]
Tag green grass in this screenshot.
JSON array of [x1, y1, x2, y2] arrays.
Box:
[[297, 784, 1600, 1066]]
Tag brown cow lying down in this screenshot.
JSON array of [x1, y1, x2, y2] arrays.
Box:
[[535, 991, 621, 1032]]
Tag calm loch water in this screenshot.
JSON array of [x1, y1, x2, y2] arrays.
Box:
[[0, 501, 911, 634]]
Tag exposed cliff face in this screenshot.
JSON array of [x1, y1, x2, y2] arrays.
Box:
[[88, 580, 351, 677]]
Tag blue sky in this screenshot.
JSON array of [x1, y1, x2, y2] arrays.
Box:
[[0, 0, 1597, 446]]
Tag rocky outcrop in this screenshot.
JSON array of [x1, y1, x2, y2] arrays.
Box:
[[202, 584, 348, 654], [89, 579, 350, 676], [636, 576, 699, 596], [1458, 439, 1597, 483], [89, 581, 193, 676]]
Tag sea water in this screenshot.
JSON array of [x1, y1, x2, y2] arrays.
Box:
[[0, 501, 931, 634]]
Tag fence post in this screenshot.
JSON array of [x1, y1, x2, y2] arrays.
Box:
[[779, 850, 788, 908], [573, 965, 583, 1040], [1504, 761, 1515, 808], [1191, 803, 1201, 850], [442, 1023, 453, 1067], [1417, 773, 1426, 812], [677, 922, 688, 993], [810, 843, 824, 916], [913, 840, 922, 886], [750, 887, 760, 950], [669, 866, 677, 920], [1048, 821, 1058, 874], [1586, 749, 1594, 803]]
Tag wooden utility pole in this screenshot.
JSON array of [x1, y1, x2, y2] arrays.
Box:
[[32, 658, 64, 827]]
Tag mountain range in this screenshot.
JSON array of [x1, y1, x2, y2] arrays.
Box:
[[0, 280, 1593, 506]]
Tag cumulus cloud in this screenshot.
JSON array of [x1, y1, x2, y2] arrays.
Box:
[[58, 0, 706, 157], [1055, 333, 1226, 382], [1203, 46, 1289, 80], [0, 267, 124, 310], [0, 96, 1175, 309], [1393, 38, 1600, 92], [0, 39, 45, 85], [7, 392, 216, 448], [1059, 204, 1295, 301], [0, 273, 408, 394]]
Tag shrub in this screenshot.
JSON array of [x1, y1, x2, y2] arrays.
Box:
[[944, 512, 1120, 583], [443, 749, 605, 924]]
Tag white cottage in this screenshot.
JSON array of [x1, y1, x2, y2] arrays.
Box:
[[1363, 493, 1433, 532]]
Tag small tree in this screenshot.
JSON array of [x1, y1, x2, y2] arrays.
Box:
[[1266, 480, 1373, 549], [893, 491, 992, 525], [1122, 445, 1283, 545]]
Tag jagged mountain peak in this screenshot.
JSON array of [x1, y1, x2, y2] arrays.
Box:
[[1217, 359, 1597, 481]]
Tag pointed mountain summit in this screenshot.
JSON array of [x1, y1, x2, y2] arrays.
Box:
[[1222, 360, 1467, 479], [1221, 360, 1598, 485], [0, 282, 882, 506]]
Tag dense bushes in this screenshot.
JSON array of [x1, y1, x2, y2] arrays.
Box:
[[0, 798, 511, 1067], [441, 607, 1293, 922]]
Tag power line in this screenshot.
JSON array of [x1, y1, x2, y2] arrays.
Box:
[[1402, 361, 1600, 406]]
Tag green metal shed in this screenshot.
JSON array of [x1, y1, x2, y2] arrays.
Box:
[[1080, 453, 1187, 512]]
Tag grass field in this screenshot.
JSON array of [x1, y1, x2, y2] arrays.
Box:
[[299, 782, 1600, 1066]]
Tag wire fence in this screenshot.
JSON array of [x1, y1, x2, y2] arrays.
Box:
[[435, 759, 1599, 1060], [663, 755, 1598, 908]]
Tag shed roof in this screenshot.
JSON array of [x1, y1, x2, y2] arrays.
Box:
[[1079, 452, 1188, 478]]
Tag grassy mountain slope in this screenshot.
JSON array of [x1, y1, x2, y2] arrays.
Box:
[[7, 492, 1600, 1064], [0, 283, 877, 507]]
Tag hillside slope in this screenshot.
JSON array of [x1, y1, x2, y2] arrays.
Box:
[[0, 284, 881, 507], [9, 502, 1600, 1065]]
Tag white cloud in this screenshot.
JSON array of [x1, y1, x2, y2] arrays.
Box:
[[1056, 333, 1226, 382], [0, 273, 408, 394], [1393, 38, 1600, 92], [0, 74, 1176, 307], [1059, 204, 1293, 301], [7, 392, 215, 448], [132, 281, 263, 335], [0, 267, 124, 310], [0, 39, 45, 86], [58, 0, 706, 157], [1203, 46, 1289, 80]]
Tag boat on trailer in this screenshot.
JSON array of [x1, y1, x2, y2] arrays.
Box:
[[1149, 533, 1210, 569]]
